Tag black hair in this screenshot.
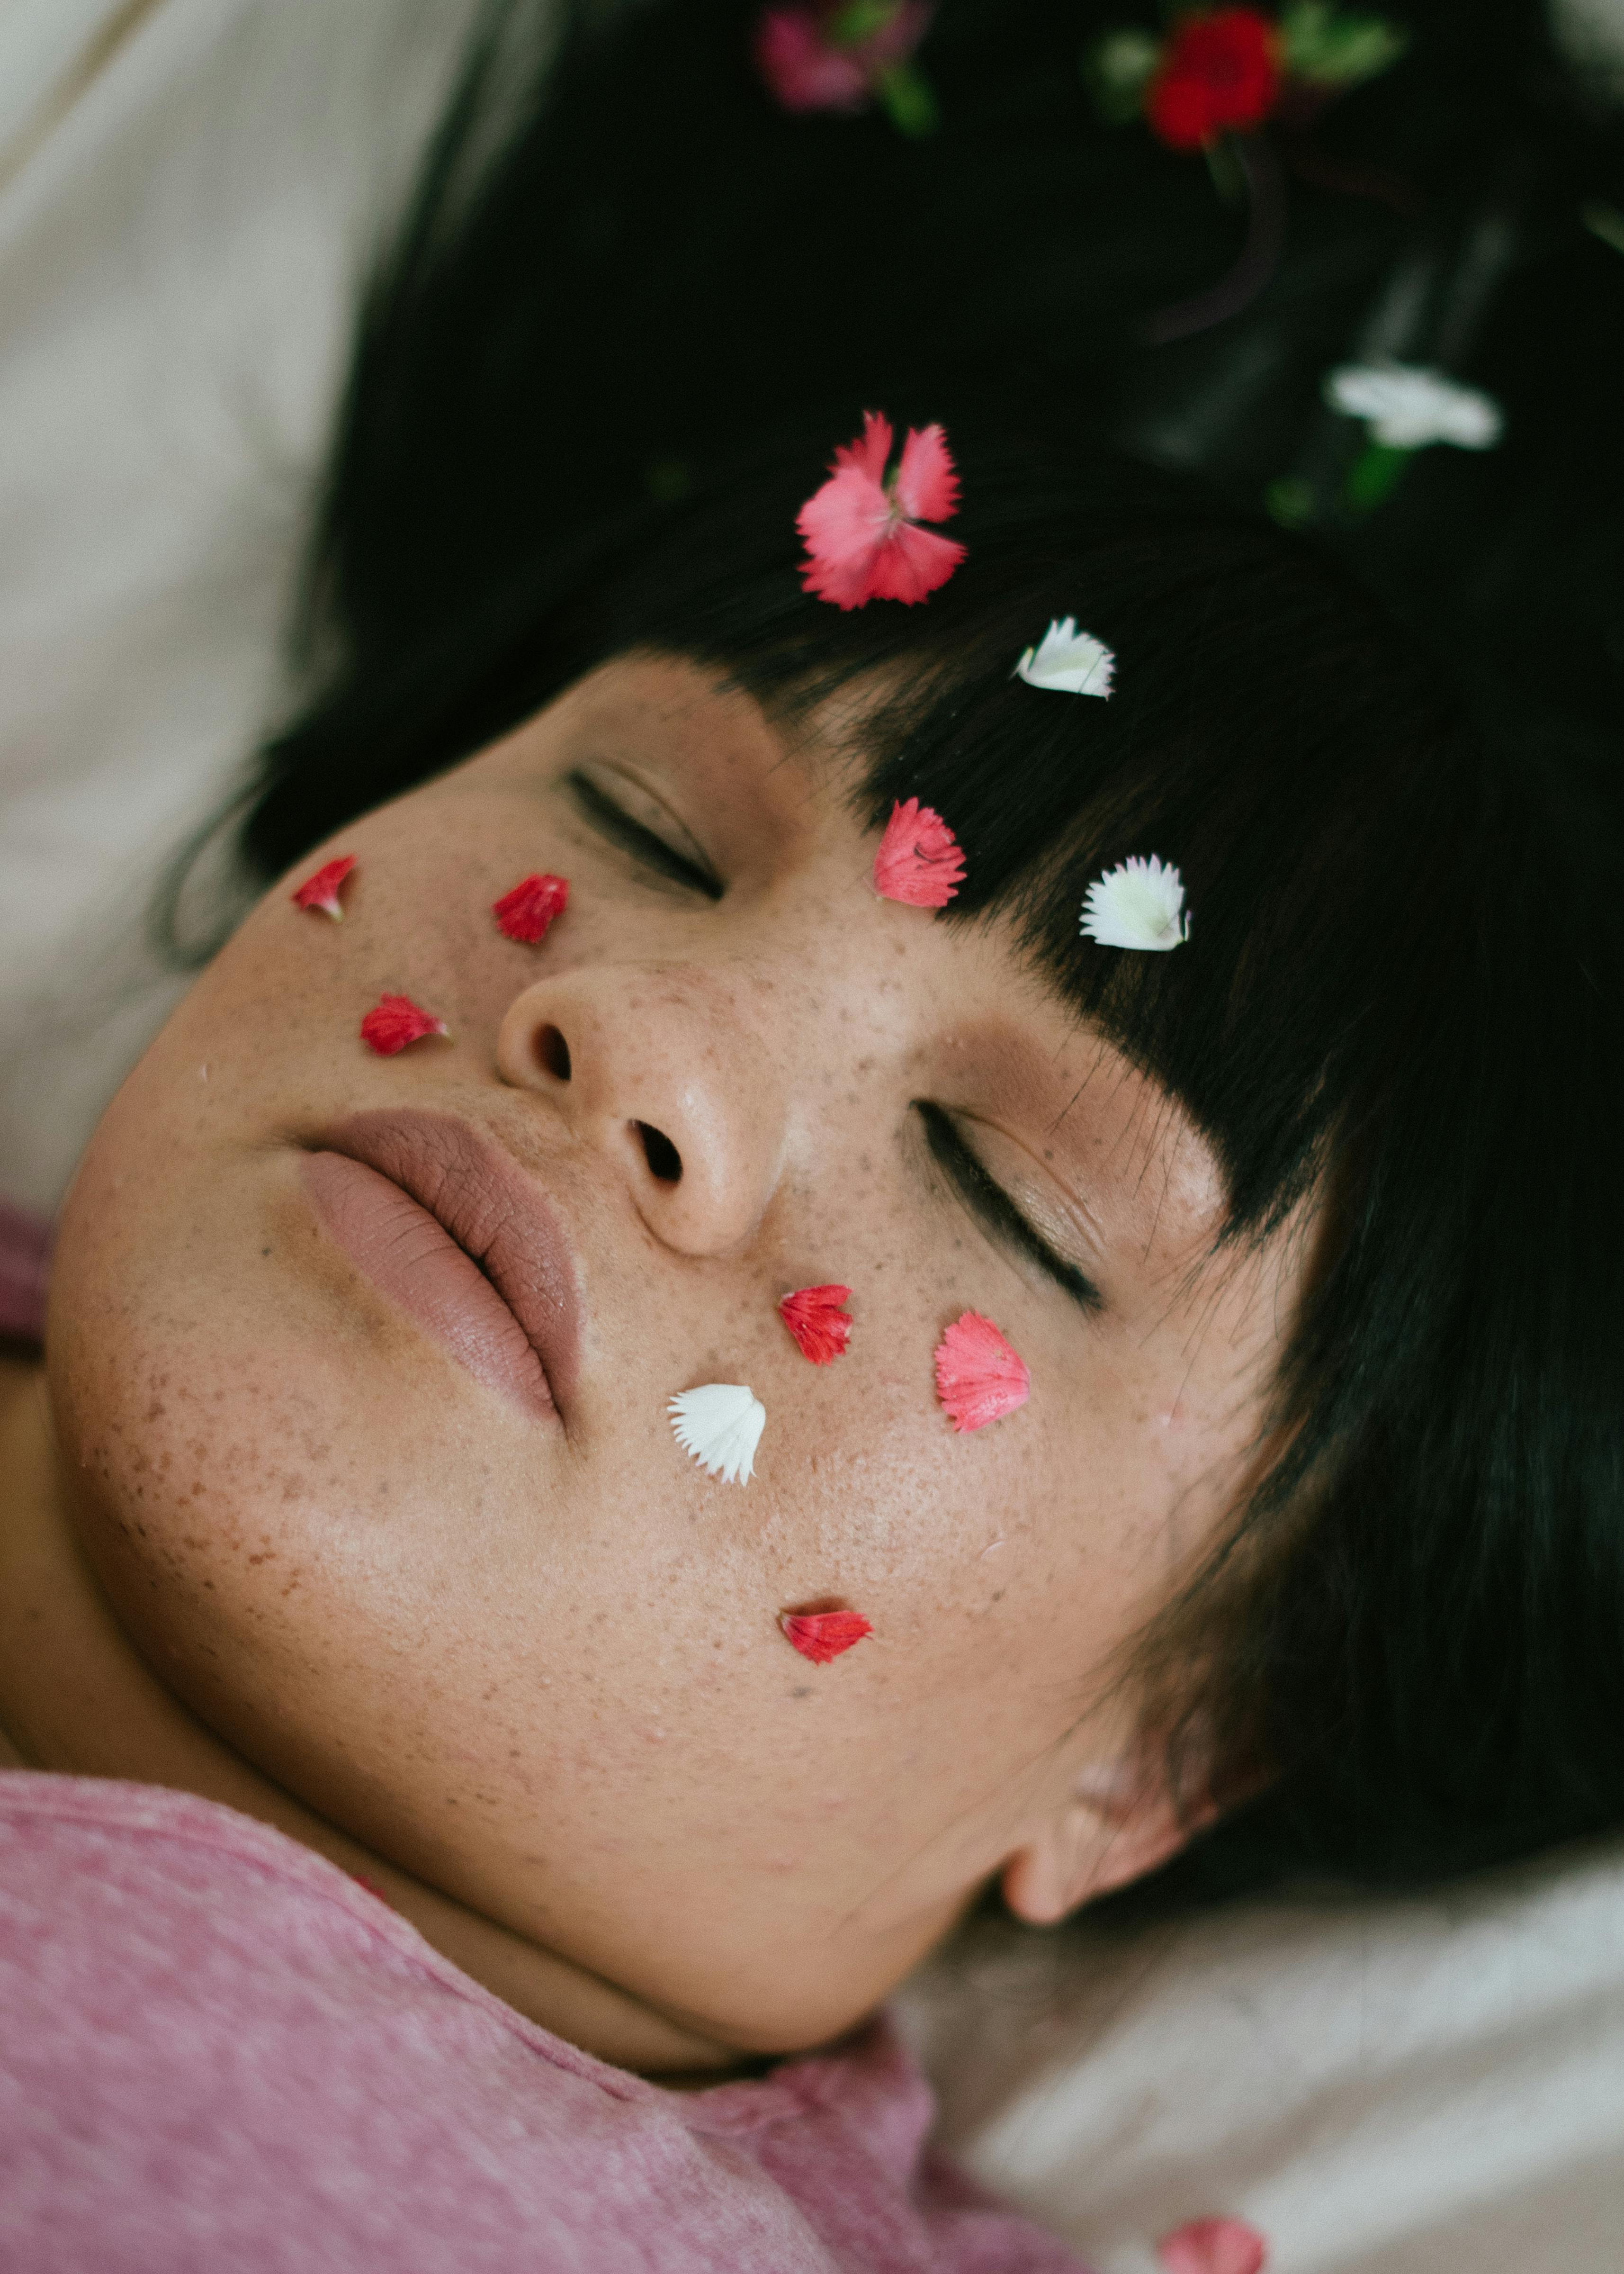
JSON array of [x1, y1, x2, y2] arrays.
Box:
[[230, 0, 1624, 1903]]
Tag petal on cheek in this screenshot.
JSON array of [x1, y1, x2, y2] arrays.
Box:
[[291, 855, 357, 920], [493, 872, 570, 944], [778, 1285, 853, 1363], [934, 1311, 1030, 1432], [359, 995, 450, 1056], [780, 1610, 873, 1664]]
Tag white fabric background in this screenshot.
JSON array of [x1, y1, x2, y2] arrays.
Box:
[[1, 3, 1623, 2262]]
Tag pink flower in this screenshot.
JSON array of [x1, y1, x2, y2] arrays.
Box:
[[754, 2, 933, 117], [797, 411, 966, 609], [934, 1311, 1030, 1432], [779, 1284, 854, 1363], [1157, 2217, 1269, 2274], [781, 1608, 873, 1663], [360, 995, 449, 1056], [290, 855, 356, 920], [872, 796, 966, 907], [493, 871, 569, 945]]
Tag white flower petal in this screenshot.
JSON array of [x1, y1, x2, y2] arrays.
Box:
[[1079, 855, 1190, 952], [1324, 361, 1503, 451], [668, 1382, 766, 1486], [1014, 615, 1115, 697]]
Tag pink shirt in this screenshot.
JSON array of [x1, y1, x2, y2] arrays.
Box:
[[0, 1772, 1089, 2272]]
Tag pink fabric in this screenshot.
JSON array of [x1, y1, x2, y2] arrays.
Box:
[[0, 1199, 50, 1342], [0, 1772, 1090, 2273]]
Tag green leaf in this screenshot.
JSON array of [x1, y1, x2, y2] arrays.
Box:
[[828, 0, 904, 48], [1280, 1, 1408, 87], [875, 60, 940, 137], [1083, 28, 1162, 126], [1344, 441, 1412, 510]]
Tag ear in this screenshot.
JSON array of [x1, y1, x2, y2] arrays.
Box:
[[998, 1759, 1216, 1927]]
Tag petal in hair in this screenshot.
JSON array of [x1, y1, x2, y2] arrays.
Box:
[[798, 411, 966, 610], [291, 855, 356, 920], [781, 1608, 873, 1664], [1014, 617, 1115, 697], [1324, 361, 1503, 451], [873, 797, 966, 907], [1157, 2216, 1269, 2274], [934, 1310, 1030, 1433], [668, 1382, 766, 1486], [779, 1284, 853, 1363], [1080, 855, 1190, 951], [359, 994, 449, 1056], [493, 871, 570, 944]]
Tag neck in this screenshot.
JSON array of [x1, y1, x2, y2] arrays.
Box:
[[0, 1357, 744, 2081]]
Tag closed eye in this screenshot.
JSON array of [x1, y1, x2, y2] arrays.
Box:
[[565, 769, 724, 900], [915, 1101, 1104, 1314]]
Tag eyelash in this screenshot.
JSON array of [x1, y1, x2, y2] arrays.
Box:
[[565, 770, 724, 900], [915, 1102, 1104, 1315]]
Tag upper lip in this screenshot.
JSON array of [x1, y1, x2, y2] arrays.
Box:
[[310, 1109, 583, 1413]]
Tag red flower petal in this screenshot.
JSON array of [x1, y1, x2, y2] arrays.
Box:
[[779, 1284, 853, 1363], [1157, 2217, 1269, 2274], [893, 422, 960, 523], [291, 855, 356, 920], [934, 1310, 1030, 1432], [359, 995, 449, 1056], [872, 797, 965, 907], [754, 7, 871, 111], [1146, 8, 1281, 150], [797, 412, 966, 609], [781, 1608, 873, 1664], [493, 871, 569, 944]]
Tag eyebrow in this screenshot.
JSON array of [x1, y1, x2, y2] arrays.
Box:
[[915, 1102, 1104, 1315]]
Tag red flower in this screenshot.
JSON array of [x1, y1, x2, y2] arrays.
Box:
[[360, 995, 449, 1056], [872, 796, 966, 907], [754, 1, 933, 115], [779, 1284, 854, 1363], [493, 872, 569, 944], [781, 1608, 873, 1664], [797, 411, 966, 609], [1146, 8, 1281, 150], [290, 855, 356, 920]]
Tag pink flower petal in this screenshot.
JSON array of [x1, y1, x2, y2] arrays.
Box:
[[934, 1310, 1030, 1432], [872, 797, 966, 907], [779, 1284, 854, 1363], [893, 422, 960, 522], [797, 411, 966, 609], [493, 871, 569, 944], [1157, 2218, 1269, 2274], [360, 994, 449, 1056], [291, 855, 356, 920], [754, 8, 871, 111], [781, 1608, 873, 1664], [834, 409, 894, 482], [864, 520, 966, 604]]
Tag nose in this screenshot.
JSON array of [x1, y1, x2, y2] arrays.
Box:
[[495, 966, 790, 1256]]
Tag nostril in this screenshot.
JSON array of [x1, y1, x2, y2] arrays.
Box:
[[634, 1120, 682, 1184], [536, 1024, 572, 1082]]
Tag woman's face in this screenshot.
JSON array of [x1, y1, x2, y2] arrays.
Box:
[[50, 655, 1305, 2053]]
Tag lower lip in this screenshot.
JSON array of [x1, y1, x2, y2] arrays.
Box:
[[300, 1151, 558, 1421]]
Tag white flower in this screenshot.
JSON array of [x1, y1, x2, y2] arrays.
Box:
[[1323, 361, 1503, 451], [1080, 856, 1190, 952], [668, 1383, 766, 1485], [1014, 617, 1115, 697]]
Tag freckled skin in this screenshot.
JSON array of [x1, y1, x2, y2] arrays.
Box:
[[4, 657, 1311, 2074]]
